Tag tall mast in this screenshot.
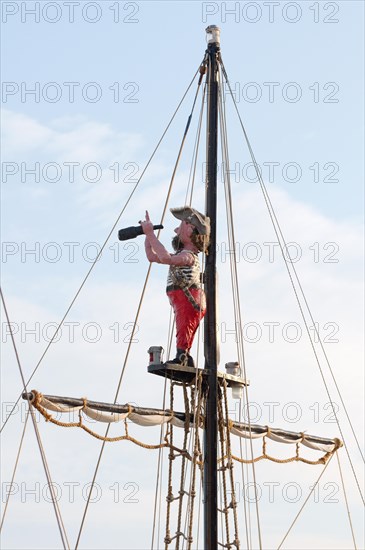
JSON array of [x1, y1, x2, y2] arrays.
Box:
[[204, 24, 220, 550]]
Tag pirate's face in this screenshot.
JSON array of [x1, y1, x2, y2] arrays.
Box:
[[174, 220, 194, 244]]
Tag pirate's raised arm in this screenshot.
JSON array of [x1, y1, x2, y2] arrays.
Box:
[[141, 211, 194, 266]]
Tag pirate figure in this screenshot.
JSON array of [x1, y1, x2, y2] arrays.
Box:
[[141, 206, 210, 367]]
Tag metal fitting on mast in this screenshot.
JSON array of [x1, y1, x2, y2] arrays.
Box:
[[205, 25, 221, 45]]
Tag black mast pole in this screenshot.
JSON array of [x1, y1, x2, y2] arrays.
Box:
[[204, 24, 220, 550]]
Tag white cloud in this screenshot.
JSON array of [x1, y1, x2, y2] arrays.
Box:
[[1, 109, 146, 226], [2, 109, 143, 163]]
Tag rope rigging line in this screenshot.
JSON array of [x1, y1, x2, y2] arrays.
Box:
[[218, 56, 364, 506], [151, 386, 167, 550], [276, 453, 335, 550], [0, 289, 70, 550], [163, 378, 204, 550], [175, 383, 191, 548], [75, 66, 206, 549], [0, 410, 30, 532], [28, 405, 71, 550], [195, 467, 203, 549], [184, 80, 207, 208], [222, 381, 240, 548], [219, 102, 247, 548], [218, 90, 253, 549], [157, 72, 208, 546], [164, 380, 190, 550], [75, 259, 177, 547], [189, 376, 205, 549], [184, 374, 204, 550], [165, 383, 176, 549], [218, 65, 262, 550], [151, 309, 174, 550], [238, 432, 252, 550], [158, 69, 205, 227], [177, 78, 208, 549], [0, 63, 204, 437], [217, 386, 238, 549], [336, 449, 358, 549], [179, 323, 205, 547], [218, 469, 226, 548], [75, 262, 153, 548]]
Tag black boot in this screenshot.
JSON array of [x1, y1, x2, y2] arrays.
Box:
[[166, 348, 187, 366], [186, 354, 195, 368], [177, 349, 195, 368]]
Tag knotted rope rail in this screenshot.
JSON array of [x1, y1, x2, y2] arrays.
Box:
[[28, 390, 342, 466]]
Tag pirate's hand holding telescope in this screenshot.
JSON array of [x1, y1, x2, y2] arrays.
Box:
[[140, 210, 170, 264], [140, 210, 198, 267]]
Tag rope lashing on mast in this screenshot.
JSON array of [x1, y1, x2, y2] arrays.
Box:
[[25, 390, 342, 466]]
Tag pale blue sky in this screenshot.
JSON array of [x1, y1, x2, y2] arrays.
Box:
[[1, 2, 364, 549], [2, 0, 364, 220]]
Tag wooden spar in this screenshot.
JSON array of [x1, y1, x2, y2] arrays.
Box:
[[204, 24, 220, 550], [21, 392, 191, 422], [21, 391, 342, 449]]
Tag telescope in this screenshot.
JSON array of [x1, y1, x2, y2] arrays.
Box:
[[118, 224, 163, 241]]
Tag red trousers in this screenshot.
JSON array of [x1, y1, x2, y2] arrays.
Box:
[[167, 289, 206, 351]]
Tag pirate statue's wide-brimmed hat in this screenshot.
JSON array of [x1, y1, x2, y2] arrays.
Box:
[[170, 206, 211, 237]]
